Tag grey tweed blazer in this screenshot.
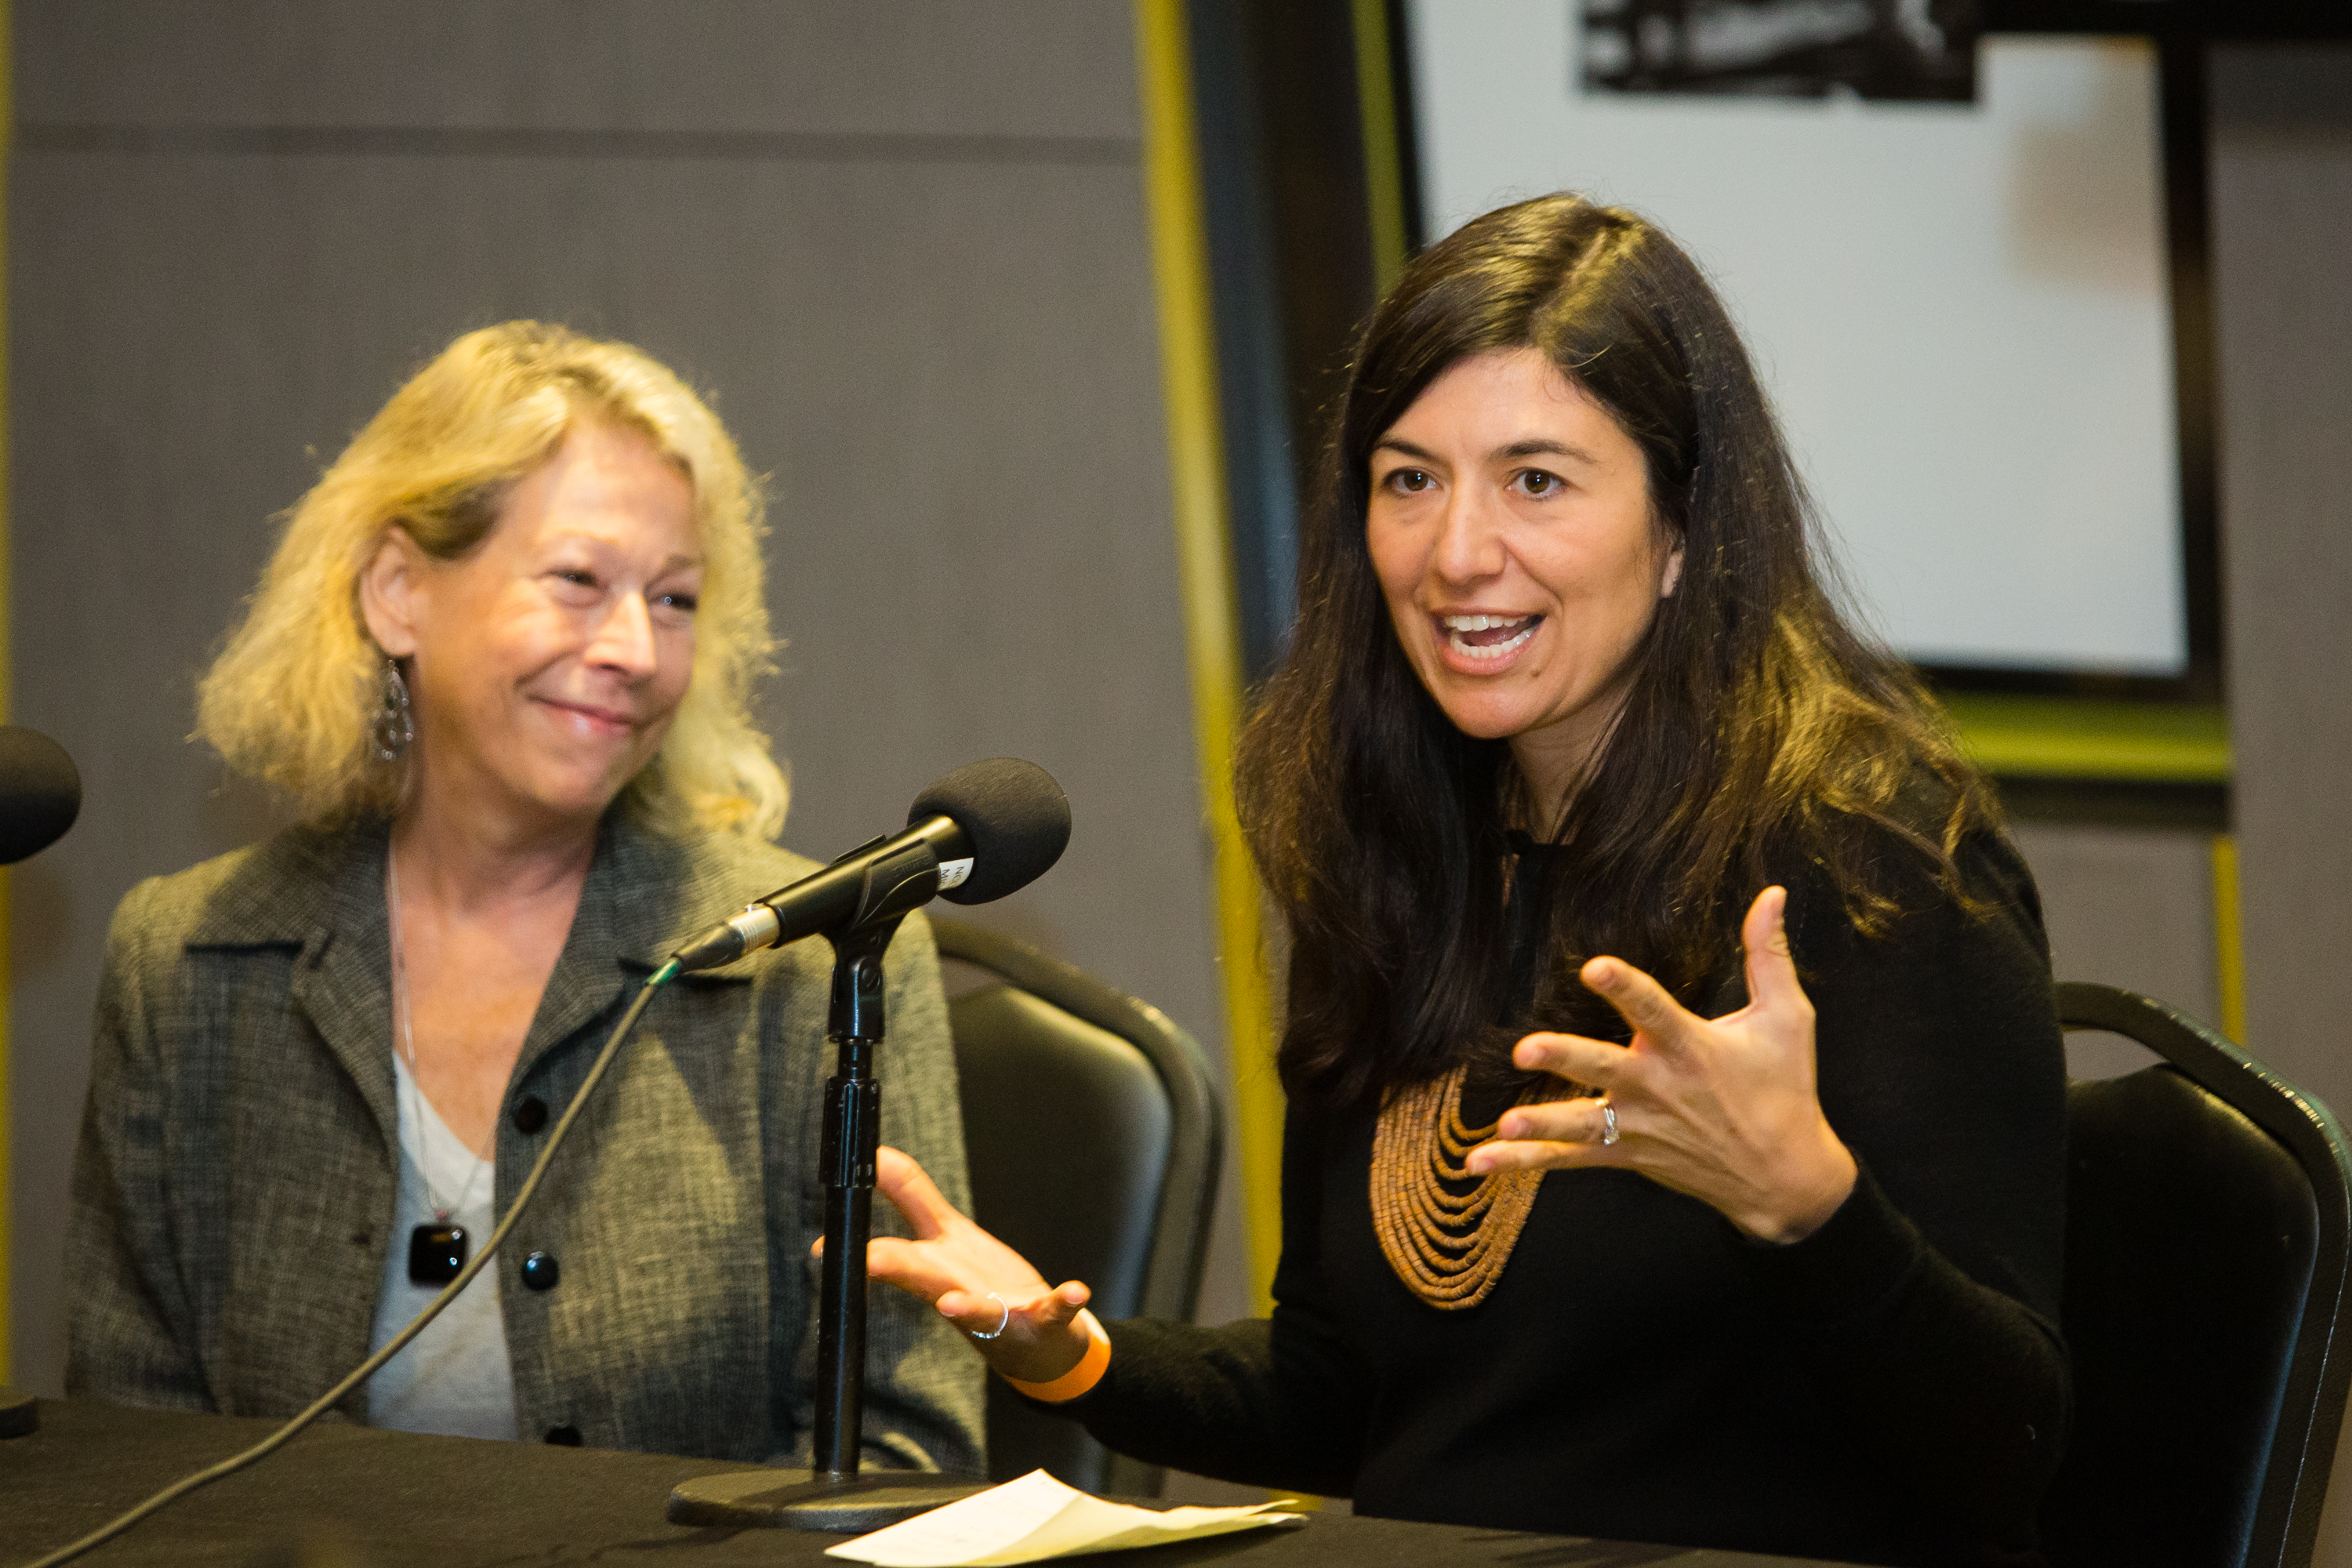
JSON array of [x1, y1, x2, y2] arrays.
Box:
[[66, 808, 985, 1472]]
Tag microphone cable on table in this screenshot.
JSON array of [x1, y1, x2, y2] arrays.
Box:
[[13, 957, 683, 1568]]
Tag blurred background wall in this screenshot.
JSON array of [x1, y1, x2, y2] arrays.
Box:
[[5, 0, 2351, 1539]]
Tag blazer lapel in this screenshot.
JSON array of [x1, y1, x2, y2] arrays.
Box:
[[246, 808, 753, 1103], [280, 820, 401, 1156]]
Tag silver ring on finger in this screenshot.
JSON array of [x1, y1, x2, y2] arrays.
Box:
[[1599, 1099, 1621, 1147], [971, 1292, 1011, 1341]]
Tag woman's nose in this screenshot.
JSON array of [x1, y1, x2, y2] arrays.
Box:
[[1431, 492, 1506, 583], [588, 592, 659, 677]]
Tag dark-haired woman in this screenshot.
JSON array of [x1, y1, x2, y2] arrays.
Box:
[[863, 194, 2067, 1567]]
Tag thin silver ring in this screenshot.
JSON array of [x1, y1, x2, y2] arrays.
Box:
[[971, 1292, 1011, 1341], [1600, 1101, 1621, 1147]]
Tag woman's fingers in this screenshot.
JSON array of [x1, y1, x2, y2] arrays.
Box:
[[941, 1281, 1098, 1385], [1512, 1030, 1627, 1086], [814, 1148, 1101, 1377], [1469, 1126, 1623, 1175], [860, 1236, 971, 1302], [1511, 953, 1696, 1094], [936, 1289, 1013, 1338], [1739, 886, 1810, 1021], [1033, 1280, 1091, 1326], [1581, 954, 1697, 1046], [1486, 1094, 1615, 1152], [1501, 889, 1851, 1242], [873, 1145, 960, 1240], [850, 1148, 1064, 1321], [938, 1279, 1089, 1338]]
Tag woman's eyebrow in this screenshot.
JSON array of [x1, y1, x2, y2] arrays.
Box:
[[1373, 437, 1441, 463], [1496, 437, 1601, 464], [541, 531, 703, 574]]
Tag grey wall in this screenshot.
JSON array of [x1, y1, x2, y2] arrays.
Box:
[[2010, 821, 2215, 1081], [6, 0, 1254, 1400], [2012, 823, 2218, 1025], [2209, 42, 2352, 1566]]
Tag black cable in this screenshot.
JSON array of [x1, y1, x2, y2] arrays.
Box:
[[16, 959, 682, 1568]]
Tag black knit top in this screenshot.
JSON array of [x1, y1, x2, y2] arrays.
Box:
[[1047, 827, 2070, 1567]]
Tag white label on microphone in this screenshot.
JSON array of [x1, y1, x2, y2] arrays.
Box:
[[938, 857, 975, 891]]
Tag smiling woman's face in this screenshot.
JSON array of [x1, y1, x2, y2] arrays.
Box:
[[1366, 347, 1682, 808], [364, 419, 703, 834]]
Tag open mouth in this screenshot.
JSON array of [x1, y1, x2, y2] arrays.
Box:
[[1442, 613, 1541, 662]]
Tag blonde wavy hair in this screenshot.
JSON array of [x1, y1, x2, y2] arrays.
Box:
[[198, 321, 788, 839]]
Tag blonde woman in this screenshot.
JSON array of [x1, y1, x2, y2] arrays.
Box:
[[66, 323, 982, 1472]]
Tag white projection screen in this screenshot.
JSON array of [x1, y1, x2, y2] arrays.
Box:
[[1401, 3, 2186, 677]]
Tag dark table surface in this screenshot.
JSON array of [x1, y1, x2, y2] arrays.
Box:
[[0, 1399, 1853, 1567]]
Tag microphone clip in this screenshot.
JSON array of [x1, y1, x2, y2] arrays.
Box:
[[833, 837, 941, 934]]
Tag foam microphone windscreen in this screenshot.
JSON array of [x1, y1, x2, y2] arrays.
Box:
[[908, 757, 1071, 906], [0, 726, 81, 866]]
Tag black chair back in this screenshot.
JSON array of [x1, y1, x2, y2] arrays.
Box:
[[931, 918, 1224, 1497], [2046, 982, 2352, 1568]]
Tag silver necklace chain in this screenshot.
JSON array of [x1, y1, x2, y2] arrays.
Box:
[[387, 848, 487, 1224]]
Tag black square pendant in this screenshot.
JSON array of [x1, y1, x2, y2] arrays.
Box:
[[408, 1223, 468, 1286]]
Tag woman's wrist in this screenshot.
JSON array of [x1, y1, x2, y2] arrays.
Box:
[[1002, 1310, 1111, 1403], [1740, 1132, 1859, 1245]]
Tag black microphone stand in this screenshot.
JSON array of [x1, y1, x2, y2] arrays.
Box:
[[669, 887, 989, 1533]]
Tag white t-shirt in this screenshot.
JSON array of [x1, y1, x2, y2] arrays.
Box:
[[366, 1054, 519, 1440]]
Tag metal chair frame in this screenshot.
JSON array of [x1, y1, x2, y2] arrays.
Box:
[[2056, 982, 2352, 1568]]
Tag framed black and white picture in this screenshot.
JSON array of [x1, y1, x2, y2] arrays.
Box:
[[1581, 0, 1982, 101], [1400, 1, 2200, 694]]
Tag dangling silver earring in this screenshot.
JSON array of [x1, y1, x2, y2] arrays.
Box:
[[371, 657, 414, 763]]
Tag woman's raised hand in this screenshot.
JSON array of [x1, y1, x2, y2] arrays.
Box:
[[1465, 886, 1858, 1243], [837, 1146, 1096, 1385]]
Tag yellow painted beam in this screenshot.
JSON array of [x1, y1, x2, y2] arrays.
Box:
[[2, 0, 16, 1384], [2213, 834, 2246, 1044], [1133, 0, 1285, 1315], [1349, 0, 1410, 299], [1939, 694, 2230, 784]]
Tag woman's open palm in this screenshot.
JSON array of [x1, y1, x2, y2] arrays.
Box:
[[1467, 885, 1858, 1242], [844, 1146, 1096, 1383]]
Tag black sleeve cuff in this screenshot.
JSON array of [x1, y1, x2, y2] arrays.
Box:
[[1004, 1316, 1181, 1419], [1738, 1160, 1929, 1327]]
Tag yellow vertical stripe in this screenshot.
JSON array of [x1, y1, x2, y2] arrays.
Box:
[[2213, 833, 2246, 1044], [1350, 0, 1410, 299], [1, 0, 16, 1384], [1133, 0, 1286, 1312]]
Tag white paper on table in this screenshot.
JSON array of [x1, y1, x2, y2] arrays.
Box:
[[824, 1468, 1305, 1566]]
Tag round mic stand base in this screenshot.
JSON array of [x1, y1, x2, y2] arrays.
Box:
[[1, 1385, 38, 1439], [666, 1468, 990, 1532]]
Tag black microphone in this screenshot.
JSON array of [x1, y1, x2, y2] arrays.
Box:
[[0, 726, 76, 1440], [0, 726, 80, 866], [670, 757, 1069, 974]]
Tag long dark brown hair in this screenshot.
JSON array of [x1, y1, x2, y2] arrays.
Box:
[[1235, 194, 1996, 1112]]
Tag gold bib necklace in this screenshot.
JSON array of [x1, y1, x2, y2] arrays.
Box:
[[1370, 1063, 1548, 1310]]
